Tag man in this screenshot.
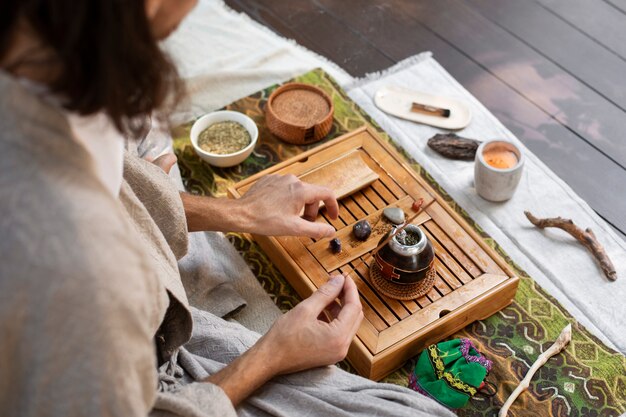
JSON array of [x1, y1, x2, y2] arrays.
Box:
[[0, 1, 453, 415]]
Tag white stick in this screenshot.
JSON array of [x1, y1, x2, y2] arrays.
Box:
[[498, 324, 572, 417]]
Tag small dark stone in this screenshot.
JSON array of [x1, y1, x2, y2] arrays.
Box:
[[427, 133, 481, 160], [353, 220, 372, 241], [329, 237, 342, 254]]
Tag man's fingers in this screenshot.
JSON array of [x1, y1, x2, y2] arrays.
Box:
[[304, 275, 345, 315], [293, 217, 335, 239], [301, 183, 339, 220], [337, 275, 363, 325], [324, 300, 342, 321]]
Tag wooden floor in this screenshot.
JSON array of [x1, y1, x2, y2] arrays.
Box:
[[226, 0, 626, 240]]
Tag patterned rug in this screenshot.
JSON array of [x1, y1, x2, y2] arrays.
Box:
[[171, 69, 626, 417]]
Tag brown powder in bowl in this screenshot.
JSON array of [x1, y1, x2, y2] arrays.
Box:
[[271, 89, 331, 128], [197, 121, 251, 155]]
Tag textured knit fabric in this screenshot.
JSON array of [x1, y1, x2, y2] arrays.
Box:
[[0, 71, 168, 416], [0, 71, 234, 417]]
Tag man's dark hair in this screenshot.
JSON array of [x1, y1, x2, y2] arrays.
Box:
[[0, 0, 181, 136]]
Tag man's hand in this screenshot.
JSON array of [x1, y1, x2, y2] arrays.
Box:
[[261, 273, 363, 374], [181, 174, 340, 238], [206, 274, 363, 405], [237, 174, 339, 239]]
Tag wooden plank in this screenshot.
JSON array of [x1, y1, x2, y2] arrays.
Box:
[[227, 0, 395, 75], [424, 284, 442, 303], [229, 128, 368, 196], [299, 150, 378, 203], [358, 152, 408, 200], [337, 200, 357, 225], [432, 272, 452, 297], [361, 138, 435, 202], [424, 226, 473, 285], [322, 211, 346, 231], [342, 195, 368, 219], [426, 202, 506, 276], [354, 315, 384, 354], [414, 294, 431, 309], [370, 180, 397, 205], [361, 187, 387, 210], [338, 265, 399, 327], [376, 273, 509, 353], [354, 258, 413, 320], [424, 221, 481, 279], [433, 258, 463, 292], [308, 196, 429, 271], [467, 0, 626, 112], [345, 335, 375, 379], [350, 192, 376, 215], [535, 0, 626, 60]]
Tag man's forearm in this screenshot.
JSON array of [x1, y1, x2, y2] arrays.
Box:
[[181, 192, 252, 233], [205, 336, 278, 407]]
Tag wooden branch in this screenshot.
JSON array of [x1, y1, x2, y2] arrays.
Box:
[[524, 211, 617, 281], [499, 324, 572, 417]]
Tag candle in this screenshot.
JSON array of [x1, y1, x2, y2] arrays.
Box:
[[483, 147, 518, 169], [475, 140, 524, 202]]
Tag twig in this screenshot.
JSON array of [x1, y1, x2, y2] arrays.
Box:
[[499, 324, 572, 417], [524, 211, 617, 281], [345, 198, 435, 276]]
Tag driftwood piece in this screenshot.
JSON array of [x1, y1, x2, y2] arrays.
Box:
[[499, 324, 572, 417], [524, 211, 617, 281], [427, 133, 481, 160]]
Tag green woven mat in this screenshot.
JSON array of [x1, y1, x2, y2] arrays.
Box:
[[172, 69, 625, 417]]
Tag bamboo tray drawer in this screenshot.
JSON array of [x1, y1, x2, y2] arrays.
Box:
[[228, 126, 519, 380]]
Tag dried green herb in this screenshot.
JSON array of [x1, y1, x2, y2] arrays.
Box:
[[198, 121, 251, 155], [396, 230, 421, 246]]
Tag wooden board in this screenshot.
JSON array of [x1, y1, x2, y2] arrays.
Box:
[[228, 126, 519, 380]]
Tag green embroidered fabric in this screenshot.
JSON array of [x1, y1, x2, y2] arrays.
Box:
[[413, 340, 490, 408], [171, 68, 626, 417]]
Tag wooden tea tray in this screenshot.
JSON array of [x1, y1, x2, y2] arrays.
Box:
[[228, 126, 519, 380]]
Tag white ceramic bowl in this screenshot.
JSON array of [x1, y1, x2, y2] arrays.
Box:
[[190, 110, 258, 168]]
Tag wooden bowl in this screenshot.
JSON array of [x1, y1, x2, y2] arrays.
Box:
[[265, 83, 334, 144]]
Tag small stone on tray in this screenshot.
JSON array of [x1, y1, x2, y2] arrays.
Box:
[[329, 237, 342, 254], [383, 207, 405, 225], [411, 199, 424, 212], [353, 220, 372, 241]]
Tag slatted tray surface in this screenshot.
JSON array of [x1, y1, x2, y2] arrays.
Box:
[[229, 126, 519, 380]]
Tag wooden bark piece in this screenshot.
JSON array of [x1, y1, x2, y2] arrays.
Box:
[[499, 324, 572, 417], [524, 211, 618, 281], [427, 133, 481, 160]]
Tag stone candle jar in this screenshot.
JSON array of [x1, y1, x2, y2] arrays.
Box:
[[373, 224, 435, 284], [474, 140, 524, 202]]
